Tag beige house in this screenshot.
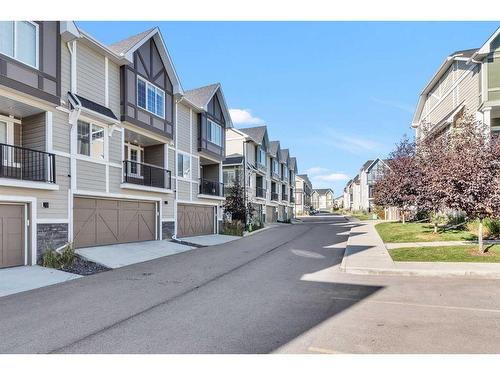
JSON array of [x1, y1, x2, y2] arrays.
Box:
[[294, 174, 312, 215], [0, 22, 232, 268], [412, 27, 500, 142], [312, 188, 334, 211]]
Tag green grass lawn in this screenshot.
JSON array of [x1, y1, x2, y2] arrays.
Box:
[[349, 213, 376, 221], [375, 222, 476, 243], [389, 245, 500, 263]]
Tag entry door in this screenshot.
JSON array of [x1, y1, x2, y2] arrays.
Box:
[[0, 204, 25, 268]]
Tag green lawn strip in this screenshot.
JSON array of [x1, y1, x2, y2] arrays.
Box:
[[350, 213, 375, 221], [375, 222, 476, 243], [389, 245, 500, 263]]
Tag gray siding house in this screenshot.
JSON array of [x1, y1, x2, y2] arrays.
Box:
[[0, 21, 231, 268]]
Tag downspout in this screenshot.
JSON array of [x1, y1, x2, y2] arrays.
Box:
[[243, 140, 250, 228]]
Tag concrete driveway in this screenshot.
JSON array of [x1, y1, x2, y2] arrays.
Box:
[[179, 234, 241, 247], [0, 266, 81, 298], [76, 240, 195, 269]]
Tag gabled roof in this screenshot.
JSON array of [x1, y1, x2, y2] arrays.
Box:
[[411, 44, 481, 127], [470, 27, 500, 60], [239, 125, 268, 146], [223, 154, 244, 166], [353, 174, 360, 184], [314, 188, 334, 195], [109, 28, 156, 55], [297, 174, 312, 187], [268, 141, 280, 159], [183, 83, 233, 128], [107, 27, 183, 95], [361, 160, 374, 171], [280, 148, 290, 165], [289, 157, 298, 172]]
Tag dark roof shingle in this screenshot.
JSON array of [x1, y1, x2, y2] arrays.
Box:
[[239, 126, 267, 144], [109, 28, 155, 55], [184, 83, 219, 109]]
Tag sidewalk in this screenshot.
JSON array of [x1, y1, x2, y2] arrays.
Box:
[[340, 222, 500, 279]]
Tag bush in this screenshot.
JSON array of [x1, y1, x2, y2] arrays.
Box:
[[59, 244, 75, 267], [222, 220, 244, 236], [42, 249, 60, 269], [485, 219, 500, 239], [447, 212, 466, 226], [467, 219, 493, 239]]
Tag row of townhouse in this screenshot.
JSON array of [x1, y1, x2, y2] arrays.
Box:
[[343, 158, 388, 212], [0, 21, 234, 268], [294, 174, 313, 215], [223, 126, 298, 224], [412, 27, 500, 144]]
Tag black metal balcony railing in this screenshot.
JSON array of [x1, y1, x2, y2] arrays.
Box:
[[256, 186, 266, 198], [199, 177, 224, 196], [0, 143, 56, 183], [271, 191, 279, 201], [123, 160, 171, 189]]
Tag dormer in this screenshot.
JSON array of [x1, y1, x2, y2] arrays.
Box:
[[183, 83, 232, 161], [110, 28, 182, 139]]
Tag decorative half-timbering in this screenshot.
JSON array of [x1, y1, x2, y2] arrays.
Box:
[[119, 35, 174, 138], [0, 21, 61, 104]]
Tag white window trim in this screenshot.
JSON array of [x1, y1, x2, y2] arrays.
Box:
[[177, 151, 191, 179], [136, 75, 165, 119], [0, 118, 22, 168], [126, 142, 143, 179], [0, 21, 39, 70], [76, 119, 108, 162], [207, 119, 223, 147]]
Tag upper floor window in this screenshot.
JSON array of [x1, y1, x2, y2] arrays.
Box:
[[77, 120, 105, 160], [272, 159, 279, 174], [207, 119, 222, 146], [257, 146, 266, 167], [137, 76, 165, 118], [177, 153, 191, 179], [0, 21, 38, 69], [283, 166, 288, 179]]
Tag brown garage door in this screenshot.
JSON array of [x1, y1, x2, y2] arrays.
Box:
[[177, 204, 214, 237], [0, 204, 25, 268], [73, 197, 156, 248]]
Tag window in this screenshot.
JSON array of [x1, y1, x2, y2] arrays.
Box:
[[0, 21, 38, 68], [207, 119, 222, 146], [223, 170, 236, 185], [137, 76, 165, 118], [0, 121, 6, 144], [177, 153, 191, 178], [273, 159, 279, 174], [283, 166, 288, 179], [77, 120, 105, 160], [257, 147, 266, 167], [126, 144, 143, 177]]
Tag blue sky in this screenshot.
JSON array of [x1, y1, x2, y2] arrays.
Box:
[[78, 21, 499, 195]]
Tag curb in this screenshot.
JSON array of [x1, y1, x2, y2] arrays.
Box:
[[343, 266, 500, 280], [170, 239, 205, 248]]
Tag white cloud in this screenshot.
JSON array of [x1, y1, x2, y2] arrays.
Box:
[[314, 173, 350, 182], [229, 108, 264, 126], [305, 166, 329, 176], [370, 97, 414, 113]]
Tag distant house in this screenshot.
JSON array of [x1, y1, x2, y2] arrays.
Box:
[[295, 174, 312, 215], [312, 188, 335, 211]]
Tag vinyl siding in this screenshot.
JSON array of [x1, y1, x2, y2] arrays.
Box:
[[76, 159, 106, 191], [177, 180, 190, 201], [168, 148, 175, 172], [0, 156, 70, 219], [177, 103, 191, 153], [61, 41, 71, 102], [108, 60, 120, 118], [52, 110, 70, 153], [144, 144, 164, 167], [108, 130, 122, 164], [76, 42, 105, 106], [22, 113, 45, 151], [192, 156, 199, 180]]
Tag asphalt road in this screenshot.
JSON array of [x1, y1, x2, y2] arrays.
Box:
[[1, 214, 500, 353]]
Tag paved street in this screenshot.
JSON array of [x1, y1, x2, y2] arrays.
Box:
[[1, 214, 500, 353]]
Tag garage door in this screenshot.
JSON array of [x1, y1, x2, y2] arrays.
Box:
[[73, 197, 156, 248], [0, 204, 25, 268], [177, 204, 214, 237]]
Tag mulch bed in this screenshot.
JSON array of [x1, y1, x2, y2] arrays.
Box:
[[60, 255, 110, 276]]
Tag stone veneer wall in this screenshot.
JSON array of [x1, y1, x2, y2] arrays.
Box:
[[37, 223, 69, 260], [162, 221, 175, 240]]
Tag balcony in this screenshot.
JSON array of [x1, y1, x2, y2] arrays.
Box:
[[256, 186, 266, 198], [282, 192, 288, 201], [200, 177, 224, 197], [123, 160, 171, 189], [271, 191, 279, 201], [0, 143, 56, 184], [290, 196, 295, 203]]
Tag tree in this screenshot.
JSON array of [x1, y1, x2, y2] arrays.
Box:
[[223, 178, 247, 223], [436, 113, 500, 253], [415, 127, 449, 233], [373, 135, 419, 224]]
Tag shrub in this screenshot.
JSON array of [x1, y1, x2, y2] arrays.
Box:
[[467, 219, 491, 239], [222, 220, 244, 236], [447, 212, 466, 226], [42, 249, 60, 269], [59, 244, 75, 267], [485, 219, 500, 239]]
